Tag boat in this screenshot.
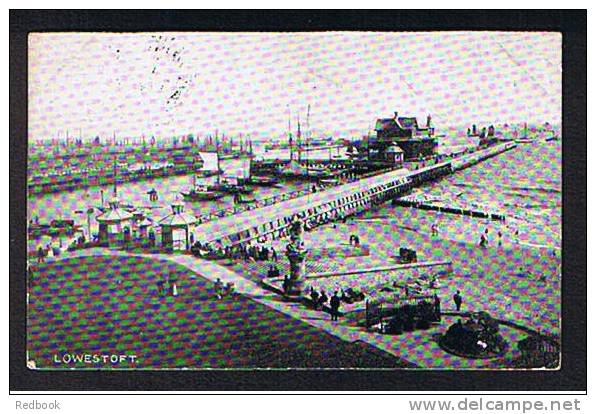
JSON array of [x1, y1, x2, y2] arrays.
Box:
[[181, 185, 225, 201], [233, 193, 256, 204], [514, 122, 537, 144], [96, 201, 137, 213], [219, 184, 254, 194], [248, 175, 280, 187], [181, 159, 225, 201], [28, 219, 81, 239], [319, 177, 340, 186], [211, 175, 254, 194], [545, 134, 560, 142]]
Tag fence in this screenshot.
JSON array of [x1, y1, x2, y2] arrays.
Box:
[[365, 295, 438, 329]]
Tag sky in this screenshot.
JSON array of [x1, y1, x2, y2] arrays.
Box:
[[28, 31, 561, 141]]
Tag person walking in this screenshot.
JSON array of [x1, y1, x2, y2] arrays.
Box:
[[479, 233, 487, 248], [156, 280, 166, 296], [282, 275, 290, 295], [310, 288, 320, 310], [433, 294, 442, 322], [330, 291, 341, 321], [214, 278, 224, 299], [36, 245, 45, 264], [453, 290, 463, 312]]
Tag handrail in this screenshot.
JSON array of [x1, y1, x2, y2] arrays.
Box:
[[195, 165, 408, 225]]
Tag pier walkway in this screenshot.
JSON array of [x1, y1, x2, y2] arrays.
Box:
[[194, 142, 516, 249], [194, 167, 412, 247]]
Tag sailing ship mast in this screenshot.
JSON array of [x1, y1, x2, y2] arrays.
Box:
[[297, 112, 302, 162], [288, 106, 293, 161], [215, 130, 221, 186], [306, 104, 311, 145], [306, 104, 311, 168], [192, 149, 198, 190], [112, 155, 118, 197]]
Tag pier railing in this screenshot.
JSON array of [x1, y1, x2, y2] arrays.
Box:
[[196, 166, 402, 224], [197, 188, 314, 223]]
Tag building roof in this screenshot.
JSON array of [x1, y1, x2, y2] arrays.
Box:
[[96, 208, 134, 223], [375, 116, 423, 131], [158, 203, 197, 228], [159, 213, 197, 227], [138, 217, 153, 227], [397, 117, 419, 129], [375, 118, 398, 131], [96, 199, 134, 223]]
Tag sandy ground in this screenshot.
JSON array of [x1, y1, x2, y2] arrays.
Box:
[[305, 208, 560, 335], [246, 202, 560, 336]]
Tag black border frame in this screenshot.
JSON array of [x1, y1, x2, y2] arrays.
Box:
[[9, 9, 587, 392]]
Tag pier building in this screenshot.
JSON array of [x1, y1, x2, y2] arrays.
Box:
[[369, 111, 438, 160]]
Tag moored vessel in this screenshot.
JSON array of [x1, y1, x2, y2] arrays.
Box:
[[28, 219, 82, 239], [181, 185, 225, 201]]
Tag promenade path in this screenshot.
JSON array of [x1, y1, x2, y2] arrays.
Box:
[[43, 247, 539, 368]]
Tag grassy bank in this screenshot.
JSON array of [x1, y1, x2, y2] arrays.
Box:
[[28, 256, 413, 369]]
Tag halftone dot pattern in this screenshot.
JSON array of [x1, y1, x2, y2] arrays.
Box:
[[27, 32, 561, 370], [29, 32, 560, 141], [28, 255, 412, 369]]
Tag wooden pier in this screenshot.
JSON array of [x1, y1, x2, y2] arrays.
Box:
[[194, 168, 413, 248], [193, 142, 516, 249]]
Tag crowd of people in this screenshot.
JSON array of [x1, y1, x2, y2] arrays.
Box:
[[35, 241, 72, 263], [266, 265, 281, 278], [307, 286, 367, 321], [192, 240, 279, 262]]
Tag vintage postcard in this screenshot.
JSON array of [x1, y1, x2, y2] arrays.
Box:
[[26, 31, 561, 370]]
